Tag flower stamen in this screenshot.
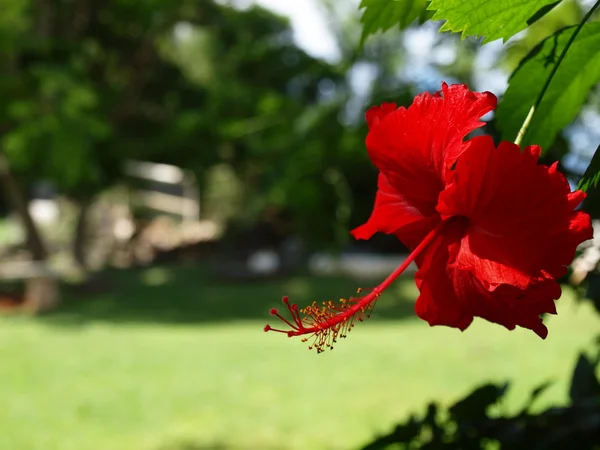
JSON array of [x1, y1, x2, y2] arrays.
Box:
[[265, 220, 449, 352]]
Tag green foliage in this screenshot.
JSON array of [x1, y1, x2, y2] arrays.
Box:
[[3, 66, 110, 190], [361, 345, 600, 449], [569, 351, 600, 402], [0, 0, 29, 52], [502, 0, 583, 72], [0, 0, 349, 243], [496, 23, 600, 151], [578, 145, 600, 192], [448, 382, 509, 420], [359, 0, 431, 45], [429, 0, 563, 42]]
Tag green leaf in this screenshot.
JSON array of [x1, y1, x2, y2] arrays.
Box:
[[578, 145, 600, 192], [359, 0, 430, 46], [569, 352, 600, 403], [518, 380, 553, 415], [428, 0, 563, 43], [496, 23, 600, 151], [449, 382, 509, 422]]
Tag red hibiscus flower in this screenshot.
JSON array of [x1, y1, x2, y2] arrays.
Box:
[[353, 83, 497, 248], [265, 83, 593, 352]]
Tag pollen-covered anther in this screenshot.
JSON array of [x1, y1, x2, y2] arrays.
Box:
[[264, 291, 380, 353]]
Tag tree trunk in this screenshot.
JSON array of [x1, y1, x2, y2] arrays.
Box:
[[72, 200, 91, 272], [0, 154, 48, 261]]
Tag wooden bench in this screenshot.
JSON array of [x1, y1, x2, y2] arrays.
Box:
[[0, 261, 59, 313]]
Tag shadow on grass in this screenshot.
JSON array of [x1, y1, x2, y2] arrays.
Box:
[[156, 443, 229, 450], [156, 442, 281, 450], [34, 263, 419, 326]]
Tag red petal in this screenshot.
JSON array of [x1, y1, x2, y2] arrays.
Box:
[[414, 223, 474, 331], [365, 103, 397, 129], [470, 280, 561, 339], [351, 172, 441, 247], [437, 137, 593, 290], [352, 83, 497, 246], [365, 83, 497, 183], [414, 218, 562, 338]]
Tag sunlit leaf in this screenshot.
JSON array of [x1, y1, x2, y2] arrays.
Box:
[[428, 0, 562, 43], [359, 0, 430, 46], [578, 145, 600, 192], [496, 23, 600, 151]]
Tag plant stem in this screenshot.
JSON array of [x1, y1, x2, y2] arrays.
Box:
[[514, 0, 600, 146]]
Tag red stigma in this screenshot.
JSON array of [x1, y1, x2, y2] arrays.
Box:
[[264, 292, 380, 353]]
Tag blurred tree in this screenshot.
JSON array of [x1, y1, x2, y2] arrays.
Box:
[[159, 2, 347, 248], [4, 0, 582, 261], [0, 0, 347, 265]]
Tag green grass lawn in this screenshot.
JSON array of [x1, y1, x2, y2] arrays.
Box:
[[0, 264, 598, 450]]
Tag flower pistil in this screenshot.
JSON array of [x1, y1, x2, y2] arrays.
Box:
[[265, 220, 449, 352]]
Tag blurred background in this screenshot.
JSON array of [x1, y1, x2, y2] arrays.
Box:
[[0, 0, 599, 449]]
